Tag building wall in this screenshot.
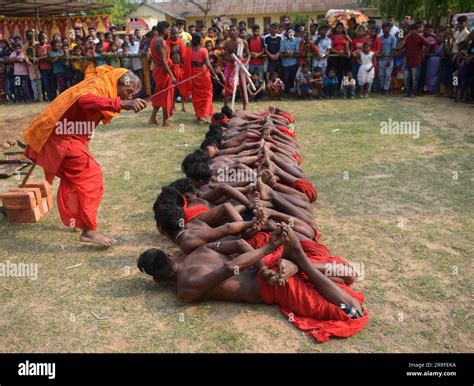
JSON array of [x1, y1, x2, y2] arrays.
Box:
[[128, 5, 168, 30], [185, 12, 327, 29]]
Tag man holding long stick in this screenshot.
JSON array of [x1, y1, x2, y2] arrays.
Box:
[[223, 25, 250, 110], [24, 67, 147, 246]]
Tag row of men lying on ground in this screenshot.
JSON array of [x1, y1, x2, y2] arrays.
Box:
[[137, 106, 368, 342]]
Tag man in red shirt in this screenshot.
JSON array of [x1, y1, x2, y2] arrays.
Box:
[[248, 25, 264, 81], [400, 24, 430, 97], [35, 31, 55, 101]]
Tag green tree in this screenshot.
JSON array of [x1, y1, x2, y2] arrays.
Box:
[[88, 0, 138, 28]]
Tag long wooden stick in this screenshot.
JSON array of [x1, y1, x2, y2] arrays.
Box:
[[20, 163, 36, 187], [240, 70, 249, 107], [145, 69, 208, 102], [231, 53, 256, 91]]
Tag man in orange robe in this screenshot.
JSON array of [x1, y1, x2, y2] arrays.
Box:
[[23, 66, 147, 246], [149, 21, 176, 127]]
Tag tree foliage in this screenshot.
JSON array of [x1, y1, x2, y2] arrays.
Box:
[[362, 0, 473, 22], [88, 0, 139, 28]]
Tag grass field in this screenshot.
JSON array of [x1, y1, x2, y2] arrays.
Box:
[[0, 96, 473, 353]]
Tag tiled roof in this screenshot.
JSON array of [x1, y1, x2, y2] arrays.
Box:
[[153, 0, 360, 18]]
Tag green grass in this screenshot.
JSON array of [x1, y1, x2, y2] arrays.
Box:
[[0, 96, 473, 353]]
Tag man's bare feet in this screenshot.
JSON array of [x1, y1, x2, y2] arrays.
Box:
[[148, 118, 159, 125], [274, 258, 299, 286], [80, 229, 117, 247], [162, 120, 171, 127], [260, 169, 278, 187], [256, 178, 273, 201]]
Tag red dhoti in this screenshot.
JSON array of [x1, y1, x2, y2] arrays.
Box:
[[291, 178, 317, 203], [170, 63, 187, 98], [258, 248, 368, 342], [224, 63, 242, 97], [152, 66, 174, 117]]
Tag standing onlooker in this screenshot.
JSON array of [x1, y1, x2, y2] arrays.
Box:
[[10, 44, 29, 102], [350, 25, 371, 94], [312, 25, 332, 76], [399, 24, 430, 97], [379, 22, 397, 95], [452, 15, 470, 54], [357, 42, 376, 98], [329, 22, 350, 87], [36, 32, 55, 101], [379, 16, 400, 38], [50, 40, 65, 95], [25, 47, 39, 101], [265, 23, 282, 77], [248, 25, 265, 81], [279, 28, 300, 94]]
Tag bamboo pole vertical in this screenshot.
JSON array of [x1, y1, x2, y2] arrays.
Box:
[[34, 4, 43, 102]]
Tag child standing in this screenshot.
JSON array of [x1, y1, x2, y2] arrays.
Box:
[[49, 40, 65, 95], [10, 44, 29, 102], [357, 42, 375, 98]]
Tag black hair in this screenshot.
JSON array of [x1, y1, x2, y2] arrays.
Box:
[[122, 42, 129, 49], [137, 248, 174, 278], [156, 186, 185, 208], [270, 23, 279, 29], [200, 136, 221, 151], [409, 24, 418, 31], [457, 15, 467, 23], [221, 105, 233, 118], [205, 129, 223, 143], [169, 178, 195, 195], [362, 42, 370, 48], [382, 22, 390, 29], [213, 112, 226, 121], [157, 21, 170, 34], [191, 33, 202, 46], [153, 199, 184, 234], [181, 149, 210, 173], [208, 123, 223, 134], [252, 24, 260, 31]]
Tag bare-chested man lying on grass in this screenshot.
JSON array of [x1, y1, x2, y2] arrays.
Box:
[[138, 224, 368, 342]]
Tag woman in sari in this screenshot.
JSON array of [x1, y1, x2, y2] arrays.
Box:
[[184, 33, 218, 123]]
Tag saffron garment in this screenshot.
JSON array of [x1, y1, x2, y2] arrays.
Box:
[[23, 66, 127, 230], [291, 178, 317, 203], [258, 248, 368, 343], [150, 36, 174, 117], [24, 94, 122, 230], [167, 38, 188, 99], [183, 46, 213, 119]]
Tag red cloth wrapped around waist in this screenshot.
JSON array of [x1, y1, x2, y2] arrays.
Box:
[[294, 153, 302, 165], [246, 231, 271, 249], [257, 252, 368, 343], [291, 178, 317, 203], [277, 125, 296, 138], [183, 204, 209, 223]]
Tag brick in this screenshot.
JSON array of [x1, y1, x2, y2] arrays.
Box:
[[0, 191, 37, 210], [9, 188, 44, 215], [22, 180, 53, 209], [5, 206, 42, 223]]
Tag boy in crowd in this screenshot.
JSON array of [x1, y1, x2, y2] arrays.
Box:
[[341, 70, 356, 98], [266, 71, 284, 100], [311, 67, 324, 98], [248, 72, 265, 101], [323, 67, 339, 98], [296, 63, 313, 98]]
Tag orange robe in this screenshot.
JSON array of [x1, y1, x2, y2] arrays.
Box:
[[184, 46, 213, 119], [23, 66, 127, 230], [151, 36, 174, 116]]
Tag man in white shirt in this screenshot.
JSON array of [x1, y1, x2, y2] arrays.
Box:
[[453, 15, 470, 53], [379, 16, 400, 38], [311, 25, 332, 76]]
